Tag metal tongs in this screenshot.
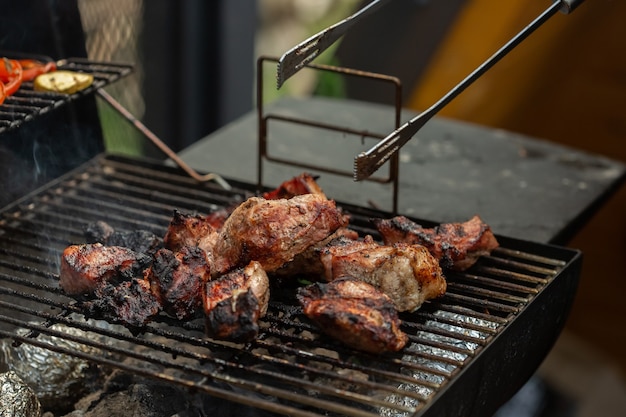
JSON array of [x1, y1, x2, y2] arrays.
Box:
[[353, 0, 585, 180], [274, 0, 586, 181], [276, 0, 391, 88]]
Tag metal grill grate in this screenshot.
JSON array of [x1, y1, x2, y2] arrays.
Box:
[[0, 154, 581, 417], [0, 58, 133, 135]]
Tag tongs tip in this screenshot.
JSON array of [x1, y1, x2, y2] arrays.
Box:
[[353, 153, 372, 182], [276, 38, 321, 89]]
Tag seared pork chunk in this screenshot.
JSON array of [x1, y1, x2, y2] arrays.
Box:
[[323, 242, 446, 312], [59, 243, 151, 295], [163, 210, 220, 257], [203, 261, 270, 343], [147, 246, 212, 320], [262, 172, 326, 200], [374, 215, 499, 271], [272, 227, 360, 279], [212, 194, 348, 276], [297, 277, 408, 354]]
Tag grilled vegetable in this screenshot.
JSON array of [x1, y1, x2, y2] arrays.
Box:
[[33, 70, 94, 94], [18, 58, 57, 81], [0, 58, 23, 97]]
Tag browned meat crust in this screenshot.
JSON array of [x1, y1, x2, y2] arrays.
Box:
[[374, 215, 499, 271], [322, 242, 446, 312], [297, 277, 408, 354], [262, 172, 326, 200], [59, 243, 151, 295], [272, 227, 360, 280], [163, 210, 220, 257], [212, 194, 348, 275], [203, 261, 270, 342], [147, 246, 211, 320]]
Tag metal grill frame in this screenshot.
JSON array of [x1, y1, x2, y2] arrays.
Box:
[[0, 57, 133, 135], [0, 154, 581, 417]]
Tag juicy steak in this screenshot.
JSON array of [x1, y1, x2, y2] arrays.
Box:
[[297, 277, 408, 354]]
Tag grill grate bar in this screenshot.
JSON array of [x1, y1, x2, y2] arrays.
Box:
[[0, 298, 418, 416], [451, 271, 541, 295], [441, 292, 521, 315], [445, 282, 531, 304], [0, 328, 353, 417], [477, 265, 551, 285], [0, 58, 133, 135], [0, 262, 438, 413]]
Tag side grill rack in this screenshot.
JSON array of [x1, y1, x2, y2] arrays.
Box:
[[0, 154, 581, 417], [0, 57, 133, 134]]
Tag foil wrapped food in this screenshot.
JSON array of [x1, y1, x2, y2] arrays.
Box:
[[0, 321, 112, 412], [0, 371, 42, 417]]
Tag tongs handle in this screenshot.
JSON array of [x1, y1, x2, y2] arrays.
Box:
[[557, 0, 585, 13], [353, 0, 586, 181], [276, 0, 391, 88]]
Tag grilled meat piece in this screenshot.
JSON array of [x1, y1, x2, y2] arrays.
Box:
[[262, 172, 326, 200], [272, 227, 360, 280], [374, 215, 499, 271], [147, 246, 211, 320], [212, 194, 348, 275], [322, 242, 446, 312], [297, 277, 408, 353], [59, 243, 152, 295], [85, 221, 163, 255], [163, 210, 220, 257], [203, 261, 270, 342], [85, 273, 162, 330], [319, 234, 380, 281]]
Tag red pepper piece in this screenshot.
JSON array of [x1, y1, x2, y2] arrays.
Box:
[[0, 58, 23, 97], [19, 59, 57, 82]]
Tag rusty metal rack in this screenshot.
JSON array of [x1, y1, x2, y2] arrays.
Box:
[[0, 57, 133, 135], [256, 56, 403, 213]]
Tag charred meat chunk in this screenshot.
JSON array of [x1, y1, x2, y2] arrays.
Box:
[[322, 242, 446, 312], [84, 273, 162, 330], [262, 172, 326, 200], [84, 221, 163, 256], [163, 210, 219, 257], [374, 215, 499, 271], [59, 243, 151, 295], [203, 261, 270, 343], [147, 246, 211, 320], [84, 220, 115, 243], [212, 194, 348, 276], [297, 277, 408, 354]]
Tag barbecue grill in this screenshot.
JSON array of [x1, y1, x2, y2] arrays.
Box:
[[1, 1, 624, 416], [0, 151, 582, 417]]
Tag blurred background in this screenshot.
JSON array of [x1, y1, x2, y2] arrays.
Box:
[[5, 0, 626, 415]]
